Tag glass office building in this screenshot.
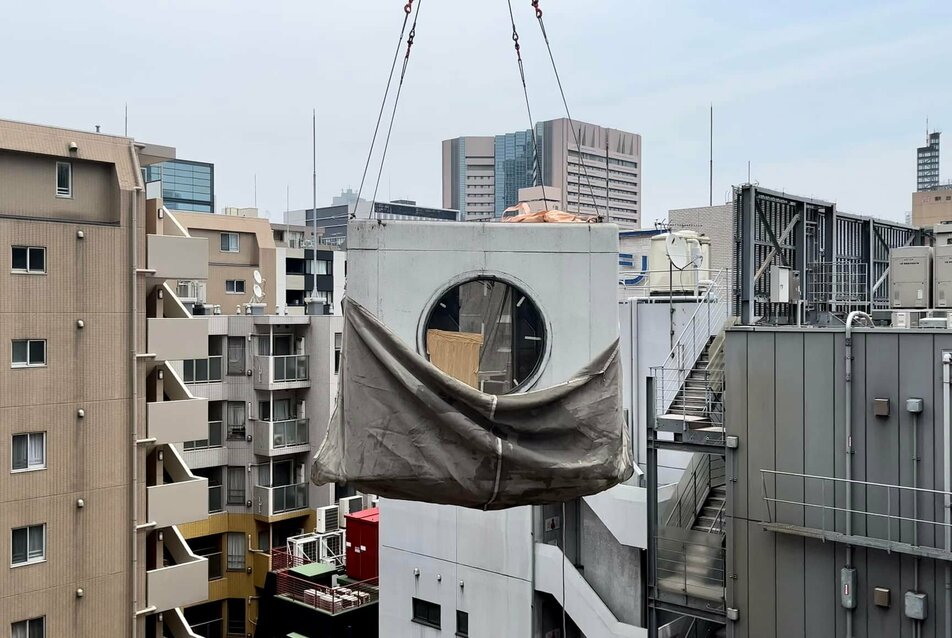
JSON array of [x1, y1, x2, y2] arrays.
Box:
[[493, 126, 543, 218], [144, 159, 215, 213]]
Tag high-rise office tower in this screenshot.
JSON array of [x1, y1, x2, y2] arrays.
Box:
[[443, 118, 642, 227], [917, 131, 940, 191]]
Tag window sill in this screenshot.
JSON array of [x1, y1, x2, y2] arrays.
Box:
[[225, 292, 246, 295], [10, 270, 46, 276], [11, 558, 46, 569], [10, 364, 47, 369], [11, 466, 46, 474], [55, 193, 73, 199], [411, 620, 441, 630]]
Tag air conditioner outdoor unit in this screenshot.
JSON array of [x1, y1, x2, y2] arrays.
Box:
[[287, 533, 319, 563], [316, 505, 340, 533], [338, 496, 364, 527]]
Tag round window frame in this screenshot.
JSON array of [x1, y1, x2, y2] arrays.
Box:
[[416, 271, 551, 394]]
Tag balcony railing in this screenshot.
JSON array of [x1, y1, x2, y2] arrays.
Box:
[[203, 551, 223, 581], [254, 483, 308, 516], [183, 356, 223, 384], [147, 526, 208, 612], [275, 572, 379, 615], [254, 354, 309, 388], [183, 421, 223, 451], [253, 419, 309, 456], [208, 485, 223, 513]]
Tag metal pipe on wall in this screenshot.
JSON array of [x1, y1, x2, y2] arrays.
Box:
[[913, 408, 921, 638], [128, 154, 142, 637], [844, 311, 871, 638], [943, 352, 951, 638]]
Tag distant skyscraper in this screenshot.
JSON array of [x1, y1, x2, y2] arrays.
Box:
[[443, 118, 642, 227], [917, 131, 940, 191], [144, 158, 215, 212]]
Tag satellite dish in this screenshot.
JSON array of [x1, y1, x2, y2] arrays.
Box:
[[253, 284, 264, 299], [665, 233, 692, 270], [253, 270, 263, 285]]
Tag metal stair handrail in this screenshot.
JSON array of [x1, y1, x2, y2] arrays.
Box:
[[650, 268, 731, 418]]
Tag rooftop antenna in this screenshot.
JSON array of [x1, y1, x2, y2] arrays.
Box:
[[709, 103, 713, 207], [254, 174, 258, 208], [312, 107, 318, 273], [124, 102, 128, 137], [748, 160, 751, 184]]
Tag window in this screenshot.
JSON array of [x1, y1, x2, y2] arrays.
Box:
[[183, 420, 223, 451], [334, 332, 342, 373], [227, 598, 246, 634], [12, 340, 46, 368], [220, 232, 239, 252], [227, 467, 245, 505], [11, 247, 45, 273], [11, 524, 45, 566], [412, 598, 441, 629], [11, 616, 44, 638], [12, 433, 45, 472], [225, 279, 245, 294], [226, 402, 246, 439], [456, 610, 469, 637], [226, 337, 245, 375], [56, 161, 71, 198], [226, 532, 246, 571], [314, 259, 330, 275]]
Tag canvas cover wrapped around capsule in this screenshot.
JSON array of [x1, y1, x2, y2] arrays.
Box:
[[310, 299, 633, 510]]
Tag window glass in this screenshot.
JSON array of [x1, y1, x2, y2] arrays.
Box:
[[12, 433, 44, 471], [334, 332, 343, 373], [225, 280, 245, 294], [12, 247, 27, 271], [220, 233, 239, 252], [28, 341, 45, 365], [11, 524, 44, 565], [412, 598, 441, 629], [12, 340, 27, 365], [226, 402, 246, 439], [28, 248, 44, 272], [456, 610, 469, 637], [227, 467, 245, 505], [56, 162, 71, 197], [227, 532, 246, 570], [227, 337, 245, 375], [11, 617, 44, 638], [423, 279, 545, 394]]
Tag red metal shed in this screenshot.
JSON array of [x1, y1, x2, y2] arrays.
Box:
[[344, 507, 379, 582]]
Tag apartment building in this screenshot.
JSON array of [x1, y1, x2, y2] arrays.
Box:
[[170, 211, 344, 316], [443, 118, 643, 227], [0, 119, 212, 636]]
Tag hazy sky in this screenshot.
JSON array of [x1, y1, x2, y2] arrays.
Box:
[[3, 1, 951, 225]]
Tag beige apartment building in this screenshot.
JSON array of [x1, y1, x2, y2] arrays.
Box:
[[911, 185, 952, 227], [0, 119, 212, 636], [170, 211, 344, 317]]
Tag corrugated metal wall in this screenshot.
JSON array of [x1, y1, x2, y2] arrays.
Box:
[[727, 328, 952, 637]]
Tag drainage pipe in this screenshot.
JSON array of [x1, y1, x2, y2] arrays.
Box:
[[128, 145, 143, 638], [943, 352, 951, 638], [844, 311, 871, 638], [913, 406, 921, 638]]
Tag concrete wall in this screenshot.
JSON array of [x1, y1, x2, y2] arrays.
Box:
[[347, 220, 620, 637], [912, 189, 952, 228], [579, 500, 643, 626], [0, 150, 120, 223], [727, 327, 952, 638], [668, 203, 733, 275]]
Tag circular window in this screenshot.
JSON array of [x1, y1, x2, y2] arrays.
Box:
[[423, 278, 546, 394]]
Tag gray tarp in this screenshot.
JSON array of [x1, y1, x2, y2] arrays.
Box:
[[311, 299, 633, 510]]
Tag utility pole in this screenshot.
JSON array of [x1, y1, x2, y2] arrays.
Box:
[[709, 104, 713, 207], [312, 108, 318, 303]]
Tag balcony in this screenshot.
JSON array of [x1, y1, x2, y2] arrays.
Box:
[[253, 419, 309, 457], [147, 526, 208, 612], [183, 356, 223, 384], [253, 355, 309, 390], [286, 274, 306, 291], [163, 608, 202, 638], [148, 363, 208, 445], [148, 282, 209, 362], [254, 482, 309, 518], [147, 209, 209, 281], [148, 445, 209, 528]]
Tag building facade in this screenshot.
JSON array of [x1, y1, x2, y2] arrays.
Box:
[[171, 212, 343, 316], [286, 198, 459, 246], [912, 184, 952, 227], [0, 119, 213, 636], [145, 158, 215, 213], [917, 131, 940, 192], [443, 118, 643, 227]]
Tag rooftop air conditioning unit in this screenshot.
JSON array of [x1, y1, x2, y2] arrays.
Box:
[[316, 505, 340, 533], [287, 533, 319, 563], [338, 496, 364, 526]]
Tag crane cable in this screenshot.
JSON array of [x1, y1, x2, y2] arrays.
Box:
[[370, 0, 424, 217], [506, 0, 548, 211], [531, 0, 603, 221], [352, 1, 417, 220]]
